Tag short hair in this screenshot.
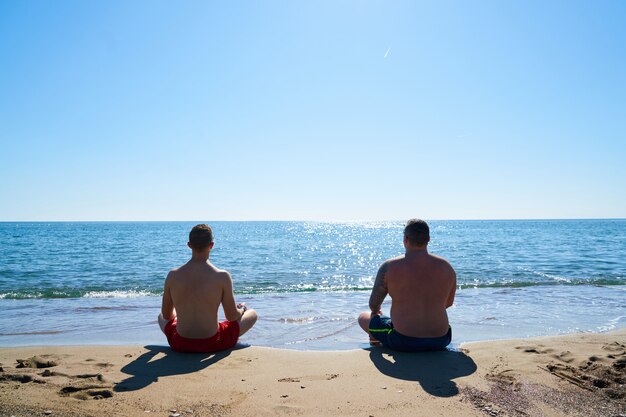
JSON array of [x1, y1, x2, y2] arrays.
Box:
[[404, 219, 430, 246], [189, 224, 214, 251]]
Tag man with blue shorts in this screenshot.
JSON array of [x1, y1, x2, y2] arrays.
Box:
[[358, 219, 456, 352]]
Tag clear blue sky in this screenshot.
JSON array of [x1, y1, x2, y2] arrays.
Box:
[[1, 1, 625, 221]]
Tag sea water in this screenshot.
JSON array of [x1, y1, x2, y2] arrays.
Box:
[[0, 220, 624, 350]]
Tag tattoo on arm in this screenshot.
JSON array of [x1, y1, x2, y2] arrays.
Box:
[[369, 262, 388, 312]]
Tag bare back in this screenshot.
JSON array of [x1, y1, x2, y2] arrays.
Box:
[[370, 251, 456, 338], [162, 260, 238, 339]]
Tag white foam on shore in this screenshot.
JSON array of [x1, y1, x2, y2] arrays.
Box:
[[0, 292, 44, 299], [83, 290, 154, 298]]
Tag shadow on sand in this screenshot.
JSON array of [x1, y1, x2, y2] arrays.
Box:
[[114, 344, 248, 392], [368, 347, 477, 397]]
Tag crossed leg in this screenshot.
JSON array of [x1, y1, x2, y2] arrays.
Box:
[[238, 308, 258, 336], [358, 311, 383, 346]]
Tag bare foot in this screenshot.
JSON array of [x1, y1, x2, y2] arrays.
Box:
[[369, 338, 382, 347]]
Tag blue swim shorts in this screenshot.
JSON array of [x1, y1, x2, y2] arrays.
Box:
[[369, 315, 452, 352]]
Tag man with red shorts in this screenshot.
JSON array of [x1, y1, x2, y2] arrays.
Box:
[[158, 224, 258, 353]]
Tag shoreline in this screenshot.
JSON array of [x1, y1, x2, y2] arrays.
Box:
[[3, 284, 625, 351], [1, 329, 624, 416], [3, 323, 625, 351], [4, 324, 625, 352]]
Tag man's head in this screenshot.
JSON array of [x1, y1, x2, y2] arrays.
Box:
[[404, 218, 430, 248], [188, 224, 214, 252]]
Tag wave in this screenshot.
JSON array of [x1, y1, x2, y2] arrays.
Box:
[[0, 289, 161, 300], [458, 278, 626, 289], [0, 330, 65, 336], [0, 278, 624, 300], [83, 290, 156, 298]]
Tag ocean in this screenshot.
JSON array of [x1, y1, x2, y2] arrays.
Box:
[[1, 220, 625, 350]]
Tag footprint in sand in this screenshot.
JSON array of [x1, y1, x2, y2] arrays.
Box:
[[550, 351, 575, 363], [16, 356, 58, 369], [86, 389, 114, 400], [94, 362, 113, 369], [586, 355, 608, 363], [486, 369, 517, 386], [60, 384, 114, 400], [602, 342, 626, 354], [75, 373, 106, 382], [613, 357, 626, 370], [515, 345, 555, 355], [0, 373, 36, 383]]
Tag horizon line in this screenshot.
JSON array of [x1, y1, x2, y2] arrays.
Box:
[[1, 217, 625, 223]]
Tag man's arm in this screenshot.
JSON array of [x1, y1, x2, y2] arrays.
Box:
[[161, 272, 175, 320], [369, 262, 389, 313], [445, 268, 457, 308], [221, 272, 245, 322]]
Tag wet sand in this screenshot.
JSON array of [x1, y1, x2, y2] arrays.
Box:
[[1, 329, 624, 417]]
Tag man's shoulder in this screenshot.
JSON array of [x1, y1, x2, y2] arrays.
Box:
[[166, 267, 182, 278], [429, 253, 451, 263], [378, 255, 406, 273], [208, 263, 230, 277], [197, 265, 231, 286], [384, 255, 405, 265], [428, 253, 455, 271], [214, 269, 231, 281], [169, 265, 183, 273], [167, 262, 189, 275]]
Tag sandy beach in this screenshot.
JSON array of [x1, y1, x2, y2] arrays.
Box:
[[1, 330, 624, 417]]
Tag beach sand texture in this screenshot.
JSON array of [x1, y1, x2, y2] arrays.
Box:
[[1, 329, 624, 417]]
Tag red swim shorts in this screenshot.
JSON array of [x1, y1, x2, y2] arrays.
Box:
[[164, 319, 240, 353]]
